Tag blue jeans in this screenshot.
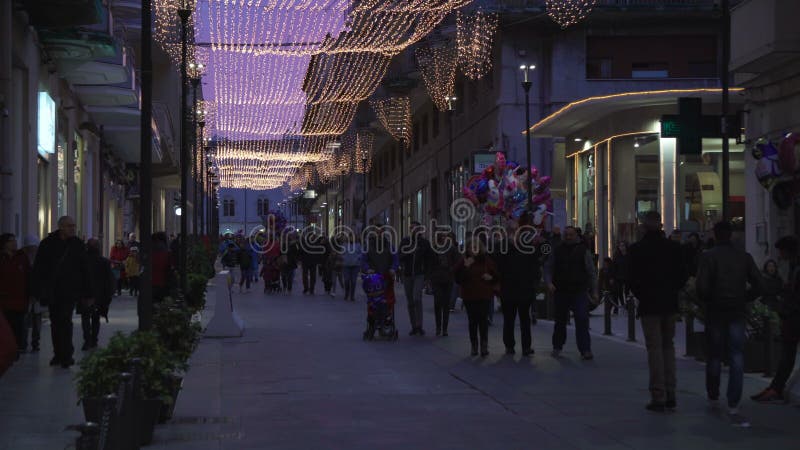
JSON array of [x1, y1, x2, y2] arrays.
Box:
[[705, 316, 745, 408], [343, 266, 360, 300], [552, 291, 591, 353]]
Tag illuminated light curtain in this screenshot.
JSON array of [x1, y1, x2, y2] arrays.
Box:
[[154, 0, 198, 67], [344, 130, 374, 174], [371, 97, 412, 143], [456, 9, 498, 80], [545, 0, 597, 29], [416, 45, 458, 111]]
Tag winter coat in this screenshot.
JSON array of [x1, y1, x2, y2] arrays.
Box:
[[611, 252, 631, 283], [454, 254, 498, 302], [545, 241, 598, 296], [341, 243, 362, 267], [151, 248, 173, 289], [696, 242, 762, 320], [0, 312, 15, 377], [430, 246, 460, 284], [361, 237, 398, 274], [80, 254, 115, 316], [32, 232, 91, 305], [628, 231, 688, 316], [494, 243, 542, 301], [124, 255, 140, 277], [0, 251, 30, 312], [399, 235, 433, 277]]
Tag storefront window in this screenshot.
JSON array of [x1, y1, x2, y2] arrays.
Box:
[[56, 132, 68, 218]]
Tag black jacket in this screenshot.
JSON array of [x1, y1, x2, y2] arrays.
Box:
[[430, 246, 460, 284], [545, 241, 597, 295], [696, 242, 762, 320], [629, 231, 688, 315], [495, 242, 542, 301], [32, 232, 91, 305], [399, 234, 433, 277], [80, 254, 115, 316]]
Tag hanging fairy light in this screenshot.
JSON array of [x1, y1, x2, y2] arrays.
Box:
[[456, 9, 498, 80], [416, 45, 458, 111], [545, 0, 597, 29], [371, 97, 412, 143], [343, 130, 375, 174], [153, 0, 198, 67]]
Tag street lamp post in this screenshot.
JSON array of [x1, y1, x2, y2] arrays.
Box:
[[177, 5, 191, 297], [362, 154, 368, 231], [189, 63, 203, 237], [399, 135, 406, 238], [138, 0, 153, 330], [520, 64, 536, 213], [445, 96, 457, 225]]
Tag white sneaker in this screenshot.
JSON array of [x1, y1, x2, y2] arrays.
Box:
[[727, 408, 751, 428]]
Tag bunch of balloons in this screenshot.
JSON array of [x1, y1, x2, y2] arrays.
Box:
[[263, 210, 288, 234], [462, 152, 553, 228]]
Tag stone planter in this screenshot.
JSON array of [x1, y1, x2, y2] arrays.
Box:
[[158, 376, 184, 424], [137, 398, 162, 446]]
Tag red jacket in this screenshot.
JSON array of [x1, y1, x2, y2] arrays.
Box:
[[109, 246, 129, 267], [0, 251, 30, 312], [151, 249, 172, 288], [454, 255, 499, 302]]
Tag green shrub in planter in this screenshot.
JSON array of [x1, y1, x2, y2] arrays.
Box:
[[76, 331, 178, 405], [186, 273, 209, 311], [188, 238, 216, 279], [154, 297, 202, 365]]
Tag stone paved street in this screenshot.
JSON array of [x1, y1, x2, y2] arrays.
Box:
[[2, 274, 800, 450]]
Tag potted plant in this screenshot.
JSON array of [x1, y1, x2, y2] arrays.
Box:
[[186, 272, 209, 311], [743, 300, 781, 373]]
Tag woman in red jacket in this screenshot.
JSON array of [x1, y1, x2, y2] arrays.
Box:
[[109, 239, 129, 296], [0, 233, 30, 358], [454, 238, 499, 357]]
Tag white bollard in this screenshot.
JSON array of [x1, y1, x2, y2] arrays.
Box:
[[204, 270, 245, 338]]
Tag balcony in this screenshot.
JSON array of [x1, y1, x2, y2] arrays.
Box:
[[22, 0, 103, 27], [730, 0, 800, 75], [477, 0, 722, 12]]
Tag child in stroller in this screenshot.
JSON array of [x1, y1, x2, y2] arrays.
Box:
[[361, 271, 399, 341]]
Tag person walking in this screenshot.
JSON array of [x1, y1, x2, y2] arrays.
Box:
[[279, 233, 300, 293], [400, 221, 433, 336], [239, 240, 255, 293], [124, 247, 141, 296], [109, 240, 128, 296], [430, 230, 460, 337], [454, 239, 498, 357], [611, 241, 631, 314], [20, 235, 42, 352], [696, 221, 762, 427], [81, 239, 114, 350], [628, 211, 688, 412], [0, 234, 30, 359], [32, 216, 92, 368], [752, 237, 800, 403], [341, 233, 362, 302], [300, 232, 321, 295], [495, 229, 542, 356], [151, 232, 174, 303], [545, 226, 598, 360], [329, 235, 344, 298]]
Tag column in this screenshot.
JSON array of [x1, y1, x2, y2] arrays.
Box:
[[660, 137, 677, 234]]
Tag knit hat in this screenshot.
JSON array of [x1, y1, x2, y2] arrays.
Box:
[[23, 234, 40, 247]]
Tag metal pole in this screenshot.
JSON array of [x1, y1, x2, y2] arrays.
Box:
[[178, 8, 190, 296], [399, 138, 405, 238], [448, 110, 454, 226], [721, 0, 731, 221], [138, 0, 153, 331], [191, 79, 198, 237], [362, 158, 367, 230], [522, 81, 533, 212]]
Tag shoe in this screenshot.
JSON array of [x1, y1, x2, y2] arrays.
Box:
[[49, 357, 60, 366], [81, 342, 91, 351], [471, 343, 478, 356], [505, 347, 516, 355], [31, 346, 40, 353], [449, 308, 456, 313], [666, 395, 676, 410], [60, 358, 75, 368], [418, 329, 425, 336], [409, 329, 417, 336], [442, 331, 448, 337], [551, 349, 562, 358], [728, 408, 750, 428], [645, 401, 667, 413], [707, 396, 721, 411], [751, 387, 785, 403], [522, 349, 535, 356], [581, 352, 594, 361], [480, 342, 489, 357], [435, 329, 441, 336]]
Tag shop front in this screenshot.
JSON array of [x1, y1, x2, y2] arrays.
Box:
[[532, 89, 746, 261]]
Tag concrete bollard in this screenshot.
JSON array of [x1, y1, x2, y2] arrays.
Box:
[[74, 422, 100, 450]]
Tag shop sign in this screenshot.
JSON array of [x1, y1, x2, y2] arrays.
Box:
[[37, 92, 56, 156], [473, 151, 505, 174]]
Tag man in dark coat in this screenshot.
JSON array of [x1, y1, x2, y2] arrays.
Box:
[[399, 221, 433, 336], [32, 216, 92, 368], [496, 228, 542, 356], [80, 238, 114, 350], [545, 226, 598, 360], [629, 211, 688, 412], [696, 220, 761, 426]]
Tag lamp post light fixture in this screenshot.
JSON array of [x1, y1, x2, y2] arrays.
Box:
[[177, 3, 192, 297], [445, 95, 457, 225], [520, 63, 536, 212]]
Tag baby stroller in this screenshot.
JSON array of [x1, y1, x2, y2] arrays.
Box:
[[261, 253, 282, 294], [361, 272, 399, 341]]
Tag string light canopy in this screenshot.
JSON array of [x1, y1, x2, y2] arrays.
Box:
[[456, 9, 498, 80], [343, 130, 375, 174], [371, 97, 412, 143], [153, 0, 198, 67], [545, 0, 597, 29], [416, 44, 458, 111]]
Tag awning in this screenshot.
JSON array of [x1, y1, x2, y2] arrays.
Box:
[[527, 88, 745, 138]]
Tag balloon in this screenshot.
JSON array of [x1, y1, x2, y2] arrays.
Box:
[[362, 272, 386, 306], [532, 192, 551, 206], [530, 166, 539, 179], [495, 152, 507, 176], [779, 133, 800, 174], [483, 165, 495, 180], [485, 178, 504, 214]]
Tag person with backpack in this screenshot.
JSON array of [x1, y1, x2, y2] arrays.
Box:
[[752, 236, 800, 403], [696, 221, 762, 427]]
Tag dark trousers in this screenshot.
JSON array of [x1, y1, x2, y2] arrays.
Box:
[[705, 316, 745, 408], [29, 309, 42, 350], [502, 296, 534, 352], [239, 268, 252, 289], [770, 316, 800, 393], [641, 314, 677, 402], [49, 302, 75, 363], [281, 268, 295, 292], [343, 266, 359, 300], [2, 310, 27, 351], [433, 281, 452, 332], [81, 310, 100, 345], [116, 278, 124, 296], [128, 275, 140, 296], [552, 291, 591, 353], [302, 263, 317, 293], [464, 300, 490, 345]]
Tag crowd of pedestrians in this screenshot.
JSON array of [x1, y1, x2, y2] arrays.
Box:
[[0, 216, 178, 374]]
